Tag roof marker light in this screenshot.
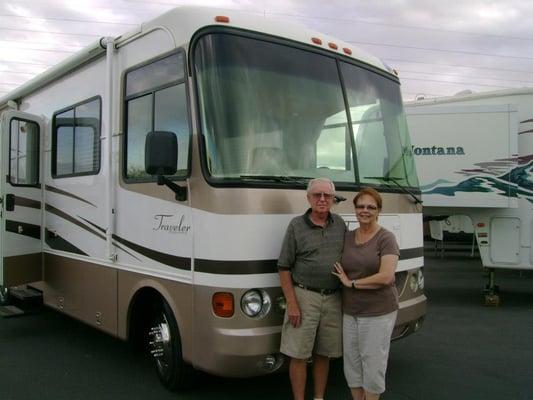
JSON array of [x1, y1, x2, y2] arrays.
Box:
[[477, 223, 485, 228], [328, 42, 338, 50], [343, 47, 352, 55], [215, 16, 230, 23], [311, 37, 322, 45]]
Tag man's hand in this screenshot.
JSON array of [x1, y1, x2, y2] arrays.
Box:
[[287, 300, 301, 328]]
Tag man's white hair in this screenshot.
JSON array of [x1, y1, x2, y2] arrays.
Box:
[[307, 178, 335, 193]]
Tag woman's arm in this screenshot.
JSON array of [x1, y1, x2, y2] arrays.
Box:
[[352, 254, 398, 289], [333, 254, 398, 290]]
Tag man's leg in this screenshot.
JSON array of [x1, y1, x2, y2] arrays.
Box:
[[289, 357, 308, 400], [312, 354, 330, 399]]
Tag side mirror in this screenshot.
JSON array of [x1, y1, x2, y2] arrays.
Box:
[[144, 131, 187, 202], [145, 131, 178, 176]]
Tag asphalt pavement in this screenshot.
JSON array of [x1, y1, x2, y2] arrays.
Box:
[[1, 251, 533, 400]]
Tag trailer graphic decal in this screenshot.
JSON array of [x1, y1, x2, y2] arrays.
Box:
[[420, 156, 533, 203]]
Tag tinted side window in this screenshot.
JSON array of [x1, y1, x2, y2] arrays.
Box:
[[52, 97, 101, 178], [124, 52, 190, 180], [9, 118, 39, 186]]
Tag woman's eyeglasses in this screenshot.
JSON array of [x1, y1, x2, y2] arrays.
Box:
[[355, 204, 378, 211]]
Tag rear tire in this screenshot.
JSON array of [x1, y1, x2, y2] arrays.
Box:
[[147, 299, 194, 390]]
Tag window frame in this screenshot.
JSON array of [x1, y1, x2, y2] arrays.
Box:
[[51, 95, 102, 179], [122, 48, 192, 184], [8, 117, 40, 187]]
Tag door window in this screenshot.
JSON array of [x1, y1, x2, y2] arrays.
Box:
[[9, 118, 39, 186]]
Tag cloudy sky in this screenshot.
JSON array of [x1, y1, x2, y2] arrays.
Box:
[[2, 0, 533, 101]]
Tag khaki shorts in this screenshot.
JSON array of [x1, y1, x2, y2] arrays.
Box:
[[280, 286, 342, 359]]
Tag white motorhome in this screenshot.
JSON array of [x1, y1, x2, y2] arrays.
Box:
[[405, 88, 533, 303], [0, 7, 426, 389]]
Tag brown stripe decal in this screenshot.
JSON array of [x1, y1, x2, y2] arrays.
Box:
[[195, 247, 424, 275], [14, 196, 41, 209], [78, 217, 142, 262], [112, 234, 191, 271], [195, 259, 278, 274], [399, 247, 424, 260], [45, 229, 88, 256], [45, 185, 96, 207], [5, 220, 41, 239], [45, 204, 105, 241], [518, 129, 533, 135]]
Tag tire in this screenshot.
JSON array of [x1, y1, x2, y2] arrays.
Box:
[[0, 286, 9, 306], [147, 299, 194, 390]]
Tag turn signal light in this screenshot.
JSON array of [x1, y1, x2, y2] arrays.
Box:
[[213, 292, 234, 317]]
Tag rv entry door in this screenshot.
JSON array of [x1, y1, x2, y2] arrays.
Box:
[[0, 110, 43, 287]]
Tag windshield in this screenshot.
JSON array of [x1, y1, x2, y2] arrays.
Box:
[[194, 33, 419, 189]]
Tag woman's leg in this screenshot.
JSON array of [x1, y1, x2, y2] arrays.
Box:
[[350, 387, 366, 400], [343, 314, 364, 399]]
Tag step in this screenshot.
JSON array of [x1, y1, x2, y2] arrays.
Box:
[[0, 305, 25, 318], [4, 286, 43, 314]]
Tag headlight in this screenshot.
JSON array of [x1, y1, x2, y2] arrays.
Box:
[[241, 289, 272, 318], [409, 274, 418, 292], [409, 270, 425, 292], [417, 269, 425, 290], [275, 295, 286, 314]]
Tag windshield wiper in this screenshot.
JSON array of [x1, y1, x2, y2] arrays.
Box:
[[364, 176, 423, 205], [240, 175, 312, 184], [241, 175, 347, 204]]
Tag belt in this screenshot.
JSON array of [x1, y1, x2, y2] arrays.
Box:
[[294, 282, 337, 295]]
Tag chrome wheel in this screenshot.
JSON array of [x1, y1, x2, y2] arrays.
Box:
[[146, 299, 195, 390], [149, 312, 173, 376]]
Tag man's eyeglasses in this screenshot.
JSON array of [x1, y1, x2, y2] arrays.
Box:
[[355, 204, 378, 211], [310, 192, 334, 200]]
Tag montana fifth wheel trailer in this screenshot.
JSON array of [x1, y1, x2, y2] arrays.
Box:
[[405, 88, 533, 304], [0, 7, 426, 389]]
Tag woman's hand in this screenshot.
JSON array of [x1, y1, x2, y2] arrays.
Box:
[[332, 262, 352, 288]]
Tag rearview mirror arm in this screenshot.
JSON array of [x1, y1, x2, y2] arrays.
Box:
[[157, 175, 187, 202]]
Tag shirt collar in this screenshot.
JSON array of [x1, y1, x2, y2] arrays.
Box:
[[303, 208, 334, 228]]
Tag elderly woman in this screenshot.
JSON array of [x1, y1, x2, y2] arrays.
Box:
[[332, 187, 399, 400]]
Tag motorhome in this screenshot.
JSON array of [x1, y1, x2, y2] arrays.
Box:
[[0, 7, 426, 389], [405, 88, 533, 304]]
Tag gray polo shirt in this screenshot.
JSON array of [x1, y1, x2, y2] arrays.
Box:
[[278, 209, 347, 290]]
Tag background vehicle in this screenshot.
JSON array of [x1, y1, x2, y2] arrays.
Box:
[[0, 7, 426, 389], [406, 88, 533, 304]]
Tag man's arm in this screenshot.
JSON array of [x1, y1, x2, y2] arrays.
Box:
[[279, 270, 301, 328]]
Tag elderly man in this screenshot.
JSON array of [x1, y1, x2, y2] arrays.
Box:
[[278, 177, 346, 400]]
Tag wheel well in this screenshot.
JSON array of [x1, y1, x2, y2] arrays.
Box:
[[128, 287, 166, 349]]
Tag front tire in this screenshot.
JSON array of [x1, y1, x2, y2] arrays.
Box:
[[0, 286, 9, 305], [147, 299, 194, 390]]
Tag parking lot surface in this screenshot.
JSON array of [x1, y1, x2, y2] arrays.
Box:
[[1, 253, 533, 400]]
